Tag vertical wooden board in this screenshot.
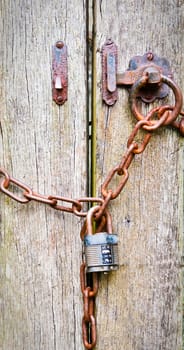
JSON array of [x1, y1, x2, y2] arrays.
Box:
[[95, 1, 184, 349], [0, 1, 87, 349]]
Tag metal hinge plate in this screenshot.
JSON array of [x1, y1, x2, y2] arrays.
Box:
[[52, 41, 68, 105]]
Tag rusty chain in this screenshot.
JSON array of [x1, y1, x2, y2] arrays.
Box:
[[0, 108, 180, 215], [80, 263, 99, 349], [0, 98, 184, 348]]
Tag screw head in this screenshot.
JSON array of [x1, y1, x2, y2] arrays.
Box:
[[147, 52, 154, 61], [56, 41, 64, 49], [56, 95, 63, 103], [106, 38, 113, 45]]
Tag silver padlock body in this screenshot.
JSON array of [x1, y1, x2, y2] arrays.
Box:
[[84, 232, 119, 273]]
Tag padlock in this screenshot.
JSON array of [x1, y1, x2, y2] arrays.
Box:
[[84, 206, 119, 273]]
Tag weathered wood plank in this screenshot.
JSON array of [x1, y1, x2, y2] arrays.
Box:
[[95, 1, 184, 349], [0, 1, 87, 349]]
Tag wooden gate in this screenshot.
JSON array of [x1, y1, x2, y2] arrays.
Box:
[[0, 1, 183, 349]]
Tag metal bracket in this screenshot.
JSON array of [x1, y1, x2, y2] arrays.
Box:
[[102, 39, 173, 105], [52, 41, 68, 105], [102, 39, 118, 106]]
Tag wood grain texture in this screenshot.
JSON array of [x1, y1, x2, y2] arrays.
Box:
[[0, 1, 87, 349], [95, 1, 184, 349]]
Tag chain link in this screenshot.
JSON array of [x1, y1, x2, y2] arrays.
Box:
[[0, 170, 105, 216], [80, 263, 98, 349], [0, 103, 184, 349]]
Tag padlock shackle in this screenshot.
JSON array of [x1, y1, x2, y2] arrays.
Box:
[[86, 206, 100, 235], [86, 206, 113, 235], [106, 210, 112, 234]]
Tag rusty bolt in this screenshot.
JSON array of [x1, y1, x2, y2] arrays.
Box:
[[147, 52, 154, 61], [106, 38, 113, 45], [56, 41, 64, 49], [56, 96, 63, 103], [143, 66, 161, 84]]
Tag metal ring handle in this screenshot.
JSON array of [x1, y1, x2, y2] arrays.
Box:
[[130, 73, 183, 127]]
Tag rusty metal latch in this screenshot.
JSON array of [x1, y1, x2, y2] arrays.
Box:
[[102, 40, 118, 105], [52, 41, 68, 105], [102, 39, 174, 105]]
